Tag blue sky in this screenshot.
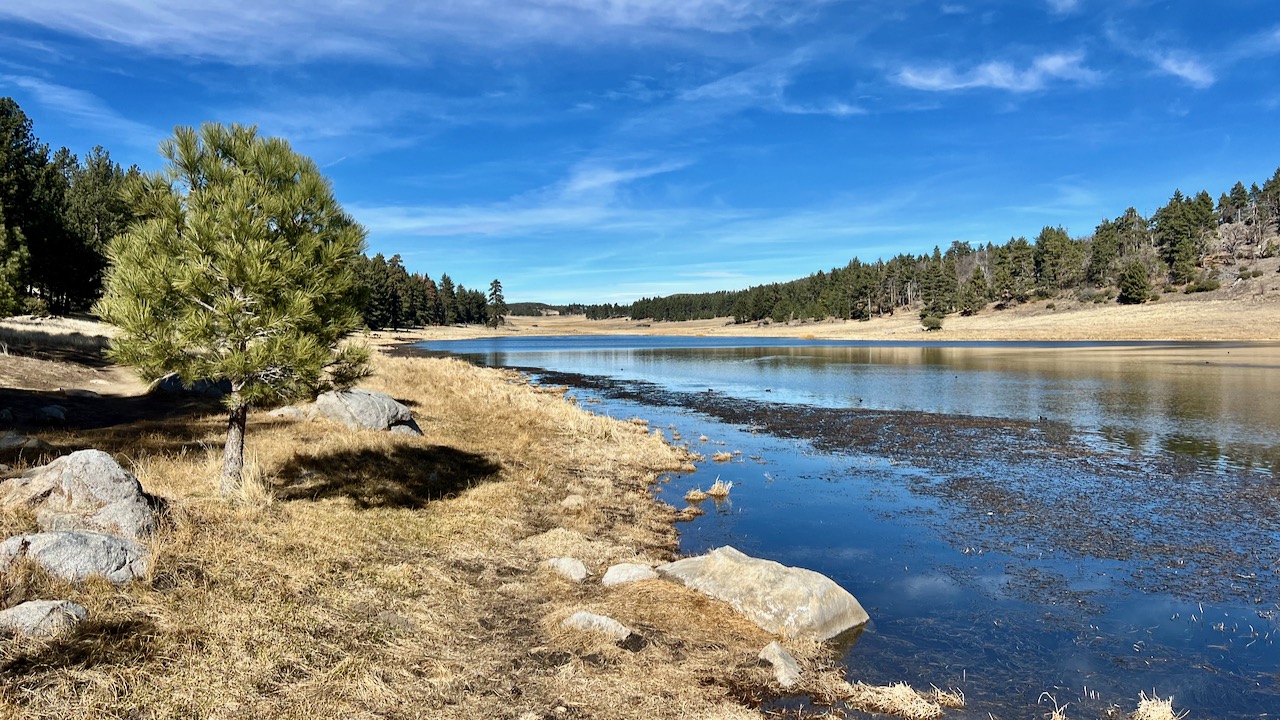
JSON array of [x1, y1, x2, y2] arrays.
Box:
[[2, 1, 1278, 304]]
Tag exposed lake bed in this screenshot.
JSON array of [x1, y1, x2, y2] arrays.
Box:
[[409, 336, 1280, 718]]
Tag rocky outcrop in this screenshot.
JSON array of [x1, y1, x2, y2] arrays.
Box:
[[0, 531, 150, 584], [0, 600, 87, 637], [759, 641, 801, 687], [1, 450, 160, 538], [601, 562, 658, 587], [546, 557, 588, 583], [658, 546, 869, 641], [313, 389, 422, 435]]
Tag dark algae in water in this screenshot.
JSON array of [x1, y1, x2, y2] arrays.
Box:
[[411, 338, 1280, 718]]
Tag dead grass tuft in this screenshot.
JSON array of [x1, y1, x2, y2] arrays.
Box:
[[712, 451, 734, 463], [705, 477, 733, 498], [684, 487, 709, 502], [1131, 692, 1187, 720], [838, 681, 944, 720]]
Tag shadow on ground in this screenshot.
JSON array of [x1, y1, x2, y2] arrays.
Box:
[[275, 445, 502, 509], [0, 617, 156, 679]]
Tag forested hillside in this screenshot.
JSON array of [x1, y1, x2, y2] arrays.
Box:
[[0, 97, 501, 331], [611, 170, 1280, 325]]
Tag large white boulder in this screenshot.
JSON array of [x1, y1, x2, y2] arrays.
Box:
[[314, 389, 422, 435], [0, 449, 159, 538], [0, 600, 87, 637], [658, 546, 869, 641], [0, 531, 150, 584]]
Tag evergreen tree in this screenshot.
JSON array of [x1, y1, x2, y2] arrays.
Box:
[[1117, 260, 1152, 304], [1088, 218, 1121, 284], [439, 273, 457, 324], [958, 268, 989, 316], [98, 123, 369, 494], [1033, 225, 1083, 291], [64, 146, 132, 306], [486, 278, 507, 328], [0, 201, 28, 316]]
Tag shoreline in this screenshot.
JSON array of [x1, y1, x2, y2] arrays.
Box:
[[364, 290, 1280, 346]]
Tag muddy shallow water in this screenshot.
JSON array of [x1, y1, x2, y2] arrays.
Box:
[[408, 337, 1280, 718]]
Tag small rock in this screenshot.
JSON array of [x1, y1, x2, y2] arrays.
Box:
[[560, 494, 587, 513], [601, 562, 658, 587], [375, 609, 415, 632], [759, 641, 801, 687], [60, 388, 100, 399], [546, 557, 588, 583], [0, 531, 150, 584], [0, 431, 54, 453], [267, 406, 306, 420], [560, 610, 632, 641], [36, 405, 67, 424], [0, 600, 87, 637], [388, 420, 423, 436]]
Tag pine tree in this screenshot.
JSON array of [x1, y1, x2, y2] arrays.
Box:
[[0, 201, 28, 316], [1117, 260, 1152, 304], [98, 123, 369, 494], [64, 146, 132, 307], [439, 273, 457, 324], [486, 278, 507, 328]]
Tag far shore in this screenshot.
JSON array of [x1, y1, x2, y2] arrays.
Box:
[[370, 286, 1280, 347]]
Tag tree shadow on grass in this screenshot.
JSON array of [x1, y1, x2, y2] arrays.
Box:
[[0, 617, 156, 679], [274, 445, 502, 509]]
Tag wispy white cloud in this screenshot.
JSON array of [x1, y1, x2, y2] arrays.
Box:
[[895, 51, 1100, 92], [1153, 53, 1215, 88], [1045, 0, 1081, 15], [0, 74, 159, 147], [0, 0, 825, 65], [561, 159, 693, 197]]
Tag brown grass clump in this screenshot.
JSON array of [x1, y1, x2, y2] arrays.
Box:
[[838, 681, 945, 720], [705, 477, 733, 498], [684, 487, 709, 502], [712, 451, 734, 463], [1131, 692, 1187, 720]]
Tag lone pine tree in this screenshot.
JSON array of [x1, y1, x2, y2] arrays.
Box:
[[98, 123, 369, 494]]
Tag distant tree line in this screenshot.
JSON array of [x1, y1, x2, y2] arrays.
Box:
[[357, 253, 506, 330], [1, 98, 136, 316], [0, 96, 504, 329], [620, 168, 1280, 325]]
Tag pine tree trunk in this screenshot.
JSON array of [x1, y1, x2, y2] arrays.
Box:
[[220, 402, 248, 495]]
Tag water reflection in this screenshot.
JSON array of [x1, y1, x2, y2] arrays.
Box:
[[424, 338, 1280, 473]]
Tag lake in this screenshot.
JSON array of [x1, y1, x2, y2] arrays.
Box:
[[412, 335, 1280, 719]]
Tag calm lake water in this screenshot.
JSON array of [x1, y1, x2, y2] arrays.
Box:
[[415, 336, 1280, 719]]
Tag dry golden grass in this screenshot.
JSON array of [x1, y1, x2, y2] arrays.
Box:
[[711, 451, 734, 463], [1130, 692, 1187, 720], [684, 488, 709, 502], [705, 477, 733, 498], [0, 353, 903, 720], [0, 351, 976, 719]]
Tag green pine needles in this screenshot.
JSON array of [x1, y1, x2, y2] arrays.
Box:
[[97, 123, 370, 493]]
